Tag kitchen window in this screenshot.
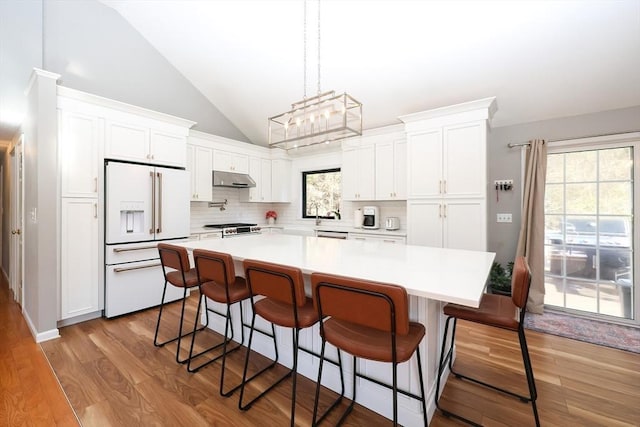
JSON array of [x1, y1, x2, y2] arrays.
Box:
[[302, 168, 342, 219]]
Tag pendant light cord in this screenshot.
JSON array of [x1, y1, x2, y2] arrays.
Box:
[[317, 0, 321, 95], [303, 0, 307, 100]]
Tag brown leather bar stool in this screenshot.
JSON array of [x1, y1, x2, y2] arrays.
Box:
[[435, 256, 540, 427], [186, 249, 252, 397], [239, 259, 322, 427], [155, 243, 205, 364], [311, 273, 427, 426]]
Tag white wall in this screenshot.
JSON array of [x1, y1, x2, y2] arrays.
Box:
[[23, 70, 59, 339]]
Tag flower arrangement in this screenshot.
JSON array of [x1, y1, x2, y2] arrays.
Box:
[[265, 210, 278, 220]]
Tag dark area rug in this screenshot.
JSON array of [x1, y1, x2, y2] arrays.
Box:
[[524, 311, 640, 354]]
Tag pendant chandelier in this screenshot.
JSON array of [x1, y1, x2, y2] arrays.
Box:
[[268, 0, 362, 150]]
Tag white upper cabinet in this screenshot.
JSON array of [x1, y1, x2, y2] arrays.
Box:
[[245, 156, 271, 202], [213, 149, 249, 174], [261, 158, 272, 202], [408, 121, 485, 199], [443, 122, 485, 198], [342, 145, 375, 201], [407, 129, 443, 198], [375, 139, 407, 200], [59, 110, 102, 198], [105, 119, 187, 167], [186, 144, 213, 202], [150, 130, 188, 167], [271, 159, 291, 203]]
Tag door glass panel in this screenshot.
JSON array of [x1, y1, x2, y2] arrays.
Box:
[[544, 146, 634, 320]]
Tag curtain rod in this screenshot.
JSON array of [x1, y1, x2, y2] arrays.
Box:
[[507, 131, 640, 148]]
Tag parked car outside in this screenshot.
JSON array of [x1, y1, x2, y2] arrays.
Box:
[[546, 217, 631, 281]]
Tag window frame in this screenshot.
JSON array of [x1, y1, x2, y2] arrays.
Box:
[[542, 132, 640, 325], [301, 167, 341, 219]]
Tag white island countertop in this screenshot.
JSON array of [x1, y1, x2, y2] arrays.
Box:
[[177, 233, 494, 308]]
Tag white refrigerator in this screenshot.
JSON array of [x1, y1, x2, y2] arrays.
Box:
[[105, 160, 190, 317]]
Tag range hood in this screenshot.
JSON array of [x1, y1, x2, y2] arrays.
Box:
[[212, 170, 256, 188]]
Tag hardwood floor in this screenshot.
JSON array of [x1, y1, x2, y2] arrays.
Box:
[[2, 276, 639, 426], [0, 277, 79, 426]]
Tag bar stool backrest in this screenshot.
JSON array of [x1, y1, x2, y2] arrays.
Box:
[[311, 273, 410, 335], [158, 243, 190, 272], [243, 259, 306, 306], [193, 249, 235, 285], [511, 256, 532, 310]]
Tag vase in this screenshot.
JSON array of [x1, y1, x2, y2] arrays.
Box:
[[268, 217, 275, 225]]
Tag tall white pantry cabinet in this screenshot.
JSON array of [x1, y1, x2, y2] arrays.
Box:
[[400, 97, 497, 251], [58, 98, 103, 321]]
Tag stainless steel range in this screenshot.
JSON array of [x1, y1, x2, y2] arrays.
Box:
[[204, 223, 261, 238]]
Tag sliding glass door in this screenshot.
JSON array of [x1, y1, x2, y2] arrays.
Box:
[[544, 140, 637, 323]]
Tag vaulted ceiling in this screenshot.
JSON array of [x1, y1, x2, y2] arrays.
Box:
[[2, 1, 639, 145], [99, 0, 640, 146]]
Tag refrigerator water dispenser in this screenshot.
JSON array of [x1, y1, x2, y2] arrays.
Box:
[[120, 202, 145, 234]]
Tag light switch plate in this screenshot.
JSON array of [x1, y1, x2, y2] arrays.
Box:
[[497, 213, 512, 223]]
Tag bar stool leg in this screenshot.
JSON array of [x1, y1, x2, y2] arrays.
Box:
[[238, 311, 280, 411], [518, 328, 540, 427], [219, 301, 248, 397], [312, 343, 345, 426]]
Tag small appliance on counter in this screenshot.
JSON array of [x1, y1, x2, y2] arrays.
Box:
[[353, 208, 363, 228], [385, 217, 400, 230], [362, 206, 380, 229]]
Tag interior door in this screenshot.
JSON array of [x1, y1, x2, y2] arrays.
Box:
[[9, 138, 24, 305]]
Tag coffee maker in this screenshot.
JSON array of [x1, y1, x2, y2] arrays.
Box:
[[362, 206, 380, 229]]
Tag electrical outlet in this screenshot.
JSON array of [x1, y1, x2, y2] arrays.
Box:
[[497, 213, 512, 223]]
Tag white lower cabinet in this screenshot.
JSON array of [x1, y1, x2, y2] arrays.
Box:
[[348, 233, 406, 244], [60, 198, 100, 320], [407, 199, 485, 251]]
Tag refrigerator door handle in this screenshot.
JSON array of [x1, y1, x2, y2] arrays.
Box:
[[157, 172, 163, 234], [149, 171, 155, 234]]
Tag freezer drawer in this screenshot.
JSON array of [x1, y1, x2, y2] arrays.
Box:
[[105, 259, 185, 318], [106, 241, 160, 265]]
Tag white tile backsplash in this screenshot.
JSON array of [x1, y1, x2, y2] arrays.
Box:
[[190, 189, 407, 231], [190, 187, 275, 228]]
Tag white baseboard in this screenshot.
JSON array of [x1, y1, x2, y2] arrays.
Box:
[[23, 309, 61, 343]]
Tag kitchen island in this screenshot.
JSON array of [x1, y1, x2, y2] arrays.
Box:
[[176, 234, 494, 426]]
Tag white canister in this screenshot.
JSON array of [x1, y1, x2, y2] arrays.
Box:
[[353, 209, 363, 228]]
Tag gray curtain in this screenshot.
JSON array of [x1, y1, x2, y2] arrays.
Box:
[[516, 139, 547, 313]]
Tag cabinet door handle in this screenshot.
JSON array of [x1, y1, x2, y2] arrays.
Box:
[[443, 204, 447, 218], [94, 177, 98, 193], [439, 204, 442, 218], [93, 203, 98, 218], [383, 239, 396, 244], [439, 180, 443, 194], [444, 180, 447, 194]]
